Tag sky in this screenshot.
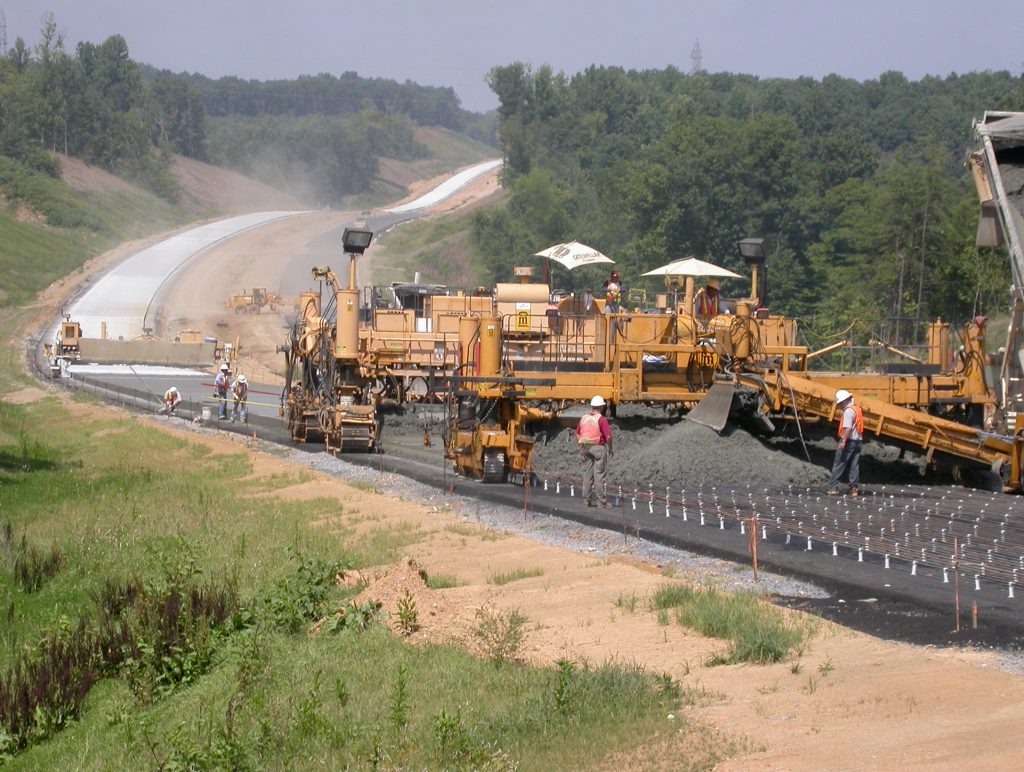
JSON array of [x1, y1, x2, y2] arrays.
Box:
[[4, 1, 1023, 113]]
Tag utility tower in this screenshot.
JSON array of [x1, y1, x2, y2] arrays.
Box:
[[0, 8, 7, 57], [690, 38, 703, 75]]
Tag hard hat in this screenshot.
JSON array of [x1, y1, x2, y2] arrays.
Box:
[[237, 374, 246, 384], [220, 363, 229, 371], [835, 389, 852, 404], [169, 386, 178, 394], [706, 277, 721, 288], [590, 395, 606, 407]]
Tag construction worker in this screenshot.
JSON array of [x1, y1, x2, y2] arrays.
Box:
[[214, 362, 231, 420], [231, 374, 249, 423], [828, 389, 863, 496], [694, 277, 721, 320], [576, 395, 614, 508], [603, 270, 622, 313], [161, 386, 181, 415]]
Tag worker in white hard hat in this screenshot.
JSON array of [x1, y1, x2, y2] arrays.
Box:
[[828, 389, 863, 496], [214, 362, 231, 420], [231, 373, 249, 423], [161, 386, 181, 415], [576, 395, 614, 507]]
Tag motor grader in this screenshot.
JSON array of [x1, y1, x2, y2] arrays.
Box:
[[226, 287, 283, 314]]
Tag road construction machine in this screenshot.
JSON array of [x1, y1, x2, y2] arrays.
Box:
[[281, 228, 379, 452], [226, 287, 283, 314], [442, 240, 1023, 491]]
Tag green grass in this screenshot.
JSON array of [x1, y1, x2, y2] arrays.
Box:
[[372, 208, 486, 286], [488, 567, 545, 586], [652, 583, 810, 665], [425, 572, 463, 589], [0, 398, 727, 768], [0, 156, 191, 309]]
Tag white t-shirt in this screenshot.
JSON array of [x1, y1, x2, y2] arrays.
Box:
[[841, 405, 863, 441]]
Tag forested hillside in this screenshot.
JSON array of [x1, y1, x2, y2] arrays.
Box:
[[473, 63, 1024, 344], [0, 13, 496, 210]]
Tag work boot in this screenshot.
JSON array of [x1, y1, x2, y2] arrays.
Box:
[[849, 487, 861, 497], [599, 501, 614, 509], [585, 500, 596, 507], [827, 488, 839, 496]]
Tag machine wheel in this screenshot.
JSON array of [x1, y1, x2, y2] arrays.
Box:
[[234, 304, 246, 314], [248, 305, 261, 314]]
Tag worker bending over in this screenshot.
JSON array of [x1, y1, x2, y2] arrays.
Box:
[[161, 386, 181, 415], [231, 374, 249, 423], [576, 395, 614, 508], [828, 389, 863, 496]]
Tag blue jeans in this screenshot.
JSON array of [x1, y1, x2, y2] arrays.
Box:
[[217, 391, 229, 419], [231, 401, 247, 423], [829, 440, 861, 490]]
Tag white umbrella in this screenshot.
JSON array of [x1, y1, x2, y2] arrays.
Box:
[[535, 241, 615, 270], [641, 256, 741, 278]]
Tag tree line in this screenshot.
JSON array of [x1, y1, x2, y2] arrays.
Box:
[[0, 14, 495, 204], [473, 63, 1024, 346]]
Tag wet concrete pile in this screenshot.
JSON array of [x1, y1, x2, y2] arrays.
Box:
[[381, 403, 935, 493], [530, 408, 928, 493]]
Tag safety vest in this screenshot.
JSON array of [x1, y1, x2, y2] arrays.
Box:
[[234, 383, 248, 401], [577, 413, 603, 445], [606, 281, 621, 306], [696, 289, 719, 317], [837, 405, 864, 438]]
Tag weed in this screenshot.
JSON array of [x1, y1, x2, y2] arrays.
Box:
[[488, 567, 544, 586], [614, 591, 638, 612], [656, 583, 806, 664], [553, 658, 576, 714], [803, 675, 818, 695], [473, 604, 528, 665], [260, 550, 344, 633], [656, 608, 670, 626], [390, 664, 409, 733], [1, 522, 67, 593], [322, 600, 382, 634], [425, 572, 462, 589], [818, 658, 834, 677], [790, 662, 802, 675], [396, 591, 420, 636]]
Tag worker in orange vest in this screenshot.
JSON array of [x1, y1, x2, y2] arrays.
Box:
[[828, 389, 863, 496], [694, 277, 721, 320], [576, 395, 614, 507]]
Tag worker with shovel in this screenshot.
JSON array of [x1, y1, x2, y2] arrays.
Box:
[[577, 395, 614, 508], [231, 374, 249, 424]]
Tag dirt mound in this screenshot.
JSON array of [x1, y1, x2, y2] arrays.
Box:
[[170, 155, 304, 213], [57, 154, 143, 196], [350, 556, 472, 645]]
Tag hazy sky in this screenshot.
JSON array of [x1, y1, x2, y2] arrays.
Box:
[[5, 1, 1023, 112]]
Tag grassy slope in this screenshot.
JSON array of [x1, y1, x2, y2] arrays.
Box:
[[0, 141, 725, 767], [0, 157, 192, 309], [0, 395, 709, 769]]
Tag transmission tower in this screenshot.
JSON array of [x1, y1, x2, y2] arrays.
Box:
[[690, 38, 703, 75], [0, 8, 7, 57]]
